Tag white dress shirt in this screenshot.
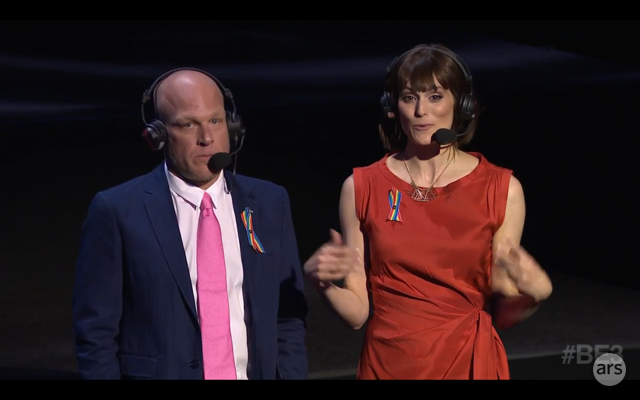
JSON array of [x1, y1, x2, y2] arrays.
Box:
[[165, 163, 249, 379]]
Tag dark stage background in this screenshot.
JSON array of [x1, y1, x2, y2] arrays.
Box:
[[1, 20, 638, 379]]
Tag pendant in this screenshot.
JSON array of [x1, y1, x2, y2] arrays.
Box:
[[410, 187, 437, 202]]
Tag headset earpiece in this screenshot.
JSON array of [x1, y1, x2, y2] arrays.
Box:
[[380, 91, 394, 116], [141, 120, 168, 151], [457, 90, 476, 122], [140, 67, 246, 151], [226, 110, 245, 147]]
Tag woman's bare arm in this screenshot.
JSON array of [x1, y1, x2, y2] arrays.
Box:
[[309, 175, 370, 329], [491, 175, 552, 329]]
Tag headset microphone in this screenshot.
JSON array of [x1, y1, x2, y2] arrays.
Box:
[[433, 128, 456, 145], [206, 132, 246, 194], [208, 130, 246, 172], [208, 153, 232, 171]]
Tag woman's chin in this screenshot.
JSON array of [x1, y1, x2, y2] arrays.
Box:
[[409, 136, 434, 147]]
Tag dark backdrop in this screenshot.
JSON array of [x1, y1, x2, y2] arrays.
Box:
[[1, 20, 638, 375]]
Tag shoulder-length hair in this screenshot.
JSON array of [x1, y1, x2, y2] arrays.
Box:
[[378, 44, 481, 152]]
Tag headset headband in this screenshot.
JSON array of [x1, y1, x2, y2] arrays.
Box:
[[140, 67, 237, 124], [385, 45, 473, 89]]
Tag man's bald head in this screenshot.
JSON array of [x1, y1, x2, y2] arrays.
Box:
[[153, 69, 231, 189], [154, 69, 224, 123]]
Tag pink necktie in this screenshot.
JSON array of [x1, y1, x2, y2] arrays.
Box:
[[197, 192, 237, 379]]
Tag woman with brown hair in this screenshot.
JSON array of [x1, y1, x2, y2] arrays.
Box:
[[304, 44, 553, 379]]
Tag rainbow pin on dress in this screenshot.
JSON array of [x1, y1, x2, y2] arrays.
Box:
[[387, 188, 402, 222]]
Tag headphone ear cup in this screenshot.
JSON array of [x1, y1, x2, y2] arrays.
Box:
[[226, 111, 245, 145], [141, 120, 167, 151], [458, 93, 476, 122], [380, 92, 394, 116]]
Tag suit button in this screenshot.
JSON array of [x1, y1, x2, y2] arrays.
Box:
[[190, 359, 200, 369]]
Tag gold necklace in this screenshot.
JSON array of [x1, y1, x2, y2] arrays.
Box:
[[402, 155, 453, 202]]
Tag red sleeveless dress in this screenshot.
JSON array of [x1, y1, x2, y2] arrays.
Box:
[[353, 152, 512, 380]]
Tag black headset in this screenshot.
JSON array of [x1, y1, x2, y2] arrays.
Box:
[[380, 45, 476, 135], [140, 67, 245, 151]]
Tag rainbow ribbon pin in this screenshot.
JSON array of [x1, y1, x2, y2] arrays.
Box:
[[387, 188, 402, 222], [241, 207, 266, 253]]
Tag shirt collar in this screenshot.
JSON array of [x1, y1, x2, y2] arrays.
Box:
[[164, 161, 227, 209]]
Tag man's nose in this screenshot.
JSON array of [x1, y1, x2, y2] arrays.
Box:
[[197, 128, 213, 145]]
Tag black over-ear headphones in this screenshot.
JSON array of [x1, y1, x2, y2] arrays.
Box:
[[140, 67, 245, 151], [380, 45, 476, 135]]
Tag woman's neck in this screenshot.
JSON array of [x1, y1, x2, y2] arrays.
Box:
[[399, 143, 457, 186]]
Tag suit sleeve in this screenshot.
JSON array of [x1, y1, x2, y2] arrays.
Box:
[[276, 186, 309, 379], [72, 191, 123, 379]]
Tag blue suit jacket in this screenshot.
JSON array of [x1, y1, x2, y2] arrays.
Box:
[[72, 163, 308, 380]]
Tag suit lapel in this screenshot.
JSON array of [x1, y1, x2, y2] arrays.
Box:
[[143, 163, 198, 323], [228, 174, 261, 314]]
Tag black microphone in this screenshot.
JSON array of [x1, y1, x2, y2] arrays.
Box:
[[209, 134, 246, 194], [208, 152, 232, 171], [433, 128, 456, 145], [207, 133, 246, 172]]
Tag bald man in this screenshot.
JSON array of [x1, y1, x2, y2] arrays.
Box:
[[72, 69, 308, 380]]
